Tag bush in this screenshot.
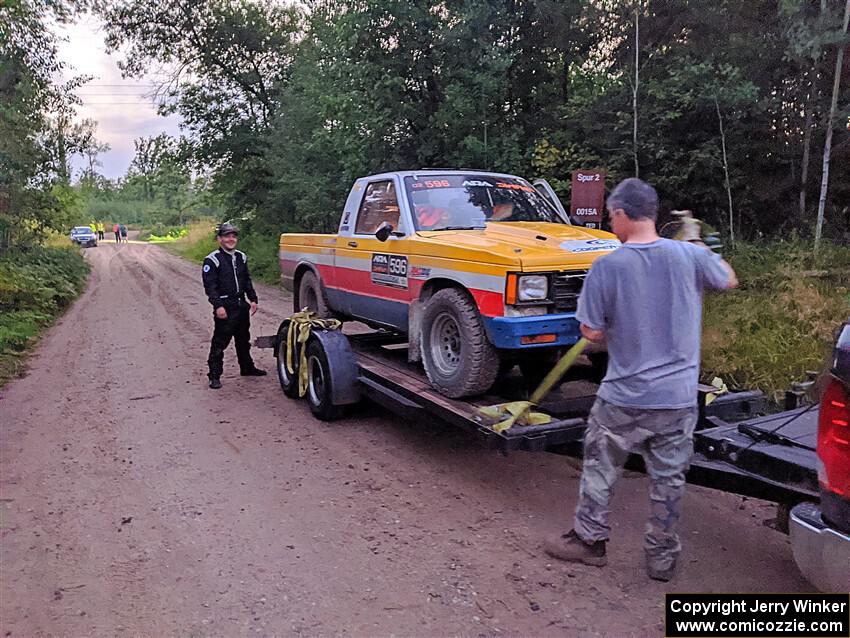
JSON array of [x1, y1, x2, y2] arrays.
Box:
[[164, 220, 280, 285], [138, 224, 189, 242], [0, 246, 89, 384], [702, 239, 850, 400]]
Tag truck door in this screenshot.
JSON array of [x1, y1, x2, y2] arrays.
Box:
[[336, 178, 413, 330], [532, 178, 572, 225]]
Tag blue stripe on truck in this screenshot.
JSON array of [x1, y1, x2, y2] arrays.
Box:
[[326, 288, 409, 331]]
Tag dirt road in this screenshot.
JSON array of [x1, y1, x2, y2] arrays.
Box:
[[0, 240, 809, 637]]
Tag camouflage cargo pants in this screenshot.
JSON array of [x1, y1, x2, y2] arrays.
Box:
[[573, 398, 698, 571]]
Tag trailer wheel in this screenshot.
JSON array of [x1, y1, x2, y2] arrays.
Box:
[[421, 288, 499, 398], [275, 321, 300, 399], [305, 339, 344, 421], [297, 271, 331, 318]]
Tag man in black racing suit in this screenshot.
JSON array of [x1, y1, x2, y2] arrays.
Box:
[[202, 222, 267, 389]]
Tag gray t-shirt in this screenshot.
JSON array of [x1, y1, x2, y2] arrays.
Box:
[[576, 238, 730, 409]]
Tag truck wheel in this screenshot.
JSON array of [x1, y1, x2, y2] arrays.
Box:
[[421, 288, 499, 398], [297, 271, 331, 318], [275, 321, 300, 399], [305, 339, 344, 421]]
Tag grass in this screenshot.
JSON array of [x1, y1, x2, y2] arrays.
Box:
[[702, 240, 850, 401], [162, 220, 281, 284], [137, 224, 189, 242], [0, 245, 90, 386]]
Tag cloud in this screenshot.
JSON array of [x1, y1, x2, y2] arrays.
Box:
[[55, 14, 182, 180]]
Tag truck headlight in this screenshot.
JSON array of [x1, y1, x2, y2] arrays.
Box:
[[517, 275, 548, 302]]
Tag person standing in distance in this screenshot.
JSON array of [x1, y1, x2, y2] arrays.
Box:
[[202, 222, 267, 389], [543, 178, 738, 582]]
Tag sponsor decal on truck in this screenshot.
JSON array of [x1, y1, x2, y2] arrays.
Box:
[[560, 239, 621, 254], [371, 253, 409, 289]]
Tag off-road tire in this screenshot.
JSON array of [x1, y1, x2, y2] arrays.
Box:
[[421, 288, 499, 398], [297, 270, 331, 318]]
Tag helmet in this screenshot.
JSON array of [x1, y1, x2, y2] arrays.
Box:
[[217, 222, 238, 237]]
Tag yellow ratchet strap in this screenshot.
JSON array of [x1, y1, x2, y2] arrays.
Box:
[[285, 309, 342, 397], [478, 337, 590, 433]]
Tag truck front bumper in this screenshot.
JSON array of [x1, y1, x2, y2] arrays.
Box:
[[789, 501, 850, 591], [482, 313, 582, 349]]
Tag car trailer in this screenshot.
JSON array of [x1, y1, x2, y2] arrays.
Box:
[[255, 323, 820, 514]]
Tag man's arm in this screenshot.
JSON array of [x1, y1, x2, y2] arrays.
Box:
[[239, 253, 259, 315], [581, 324, 605, 344], [202, 258, 224, 309], [241, 255, 258, 304], [691, 241, 738, 290], [575, 260, 608, 344]]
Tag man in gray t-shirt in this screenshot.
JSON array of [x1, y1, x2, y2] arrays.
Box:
[[544, 178, 737, 581]]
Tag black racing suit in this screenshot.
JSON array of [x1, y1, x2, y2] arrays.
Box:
[[202, 248, 259, 379]]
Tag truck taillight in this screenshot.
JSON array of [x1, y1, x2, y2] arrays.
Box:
[[818, 377, 850, 497]]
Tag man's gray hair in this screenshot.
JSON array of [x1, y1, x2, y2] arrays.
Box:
[[607, 178, 658, 221]]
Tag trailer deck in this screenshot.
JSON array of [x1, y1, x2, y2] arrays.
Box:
[[256, 326, 820, 507]]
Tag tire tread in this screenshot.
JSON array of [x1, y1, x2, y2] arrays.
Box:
[[421, 288, 499, 398]]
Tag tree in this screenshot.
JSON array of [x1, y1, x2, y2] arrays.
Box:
[[81, 126, 111, 179], [814, 0, 850, 250], [0, 0, 89, 247], [127, 134, 176, 201]]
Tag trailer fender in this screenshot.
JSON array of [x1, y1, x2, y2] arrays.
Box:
[[309, 329, 360, 406]]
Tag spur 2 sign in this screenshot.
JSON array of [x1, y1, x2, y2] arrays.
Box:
[[570, 170, 605, 229]]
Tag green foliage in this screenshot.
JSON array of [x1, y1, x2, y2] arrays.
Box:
[[164, 221, 219, 263], [138, 225, 189, 242], [97, 0, 849, 240], [233, 232, 280, 285], [0, 245, 89, 384], [1, 0, 92, 248], [162, 220, 279, 284], [702, 240, 850, 399]]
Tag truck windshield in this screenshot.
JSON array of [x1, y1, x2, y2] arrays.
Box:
[[403, 174, 566, 231]]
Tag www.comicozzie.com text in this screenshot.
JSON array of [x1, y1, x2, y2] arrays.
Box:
[[669, 597, 847, 616]]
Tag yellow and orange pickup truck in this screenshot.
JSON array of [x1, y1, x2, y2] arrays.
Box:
[[280, 170, 620, 398]]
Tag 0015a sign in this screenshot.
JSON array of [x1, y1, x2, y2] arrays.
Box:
[[570, 170, 605, 229]]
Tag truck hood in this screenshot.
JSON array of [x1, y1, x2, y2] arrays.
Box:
[[415, 223, 620, 270]]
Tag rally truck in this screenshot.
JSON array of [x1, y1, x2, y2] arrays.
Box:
[[279, 170, 620, 398]]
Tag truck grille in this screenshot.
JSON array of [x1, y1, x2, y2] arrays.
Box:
[[552, 270, 587, 313]]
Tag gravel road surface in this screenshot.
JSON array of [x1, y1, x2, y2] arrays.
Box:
[[0, 239, 810, 637]]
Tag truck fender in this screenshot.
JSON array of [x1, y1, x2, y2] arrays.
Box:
[[407, 299, 424, 363], [309, 329, 360, 406]]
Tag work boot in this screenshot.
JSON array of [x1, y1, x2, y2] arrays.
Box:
[[646, 558, 677, 582], [209, 378, 222, 389], [544, 529, 607, 566], [240, 368, 267, 377]]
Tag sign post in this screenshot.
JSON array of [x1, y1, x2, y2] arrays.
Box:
[[570, 170, 606, 229]]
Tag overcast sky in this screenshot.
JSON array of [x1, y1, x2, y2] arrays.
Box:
[[55, 14, 182, 180]]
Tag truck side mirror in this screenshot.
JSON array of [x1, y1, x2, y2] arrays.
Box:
[[375, 221, 394, 242]]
